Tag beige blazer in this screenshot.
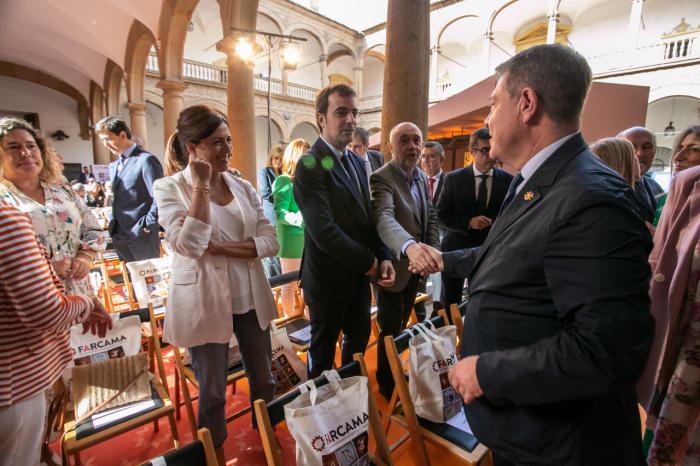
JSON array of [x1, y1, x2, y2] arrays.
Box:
[[153, 167, 279, 348]]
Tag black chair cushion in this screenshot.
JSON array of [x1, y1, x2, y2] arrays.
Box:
[[75, 385, 164, 440], [417, 415, 479, 452], [143, 440, 206, 466]]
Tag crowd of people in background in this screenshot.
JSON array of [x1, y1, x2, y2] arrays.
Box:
[[2, 41, 700, 466]]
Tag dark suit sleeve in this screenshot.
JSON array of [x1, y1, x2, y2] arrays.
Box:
[[436, 173, 473, 233], [426, 188, 440, 248], [442, 248, 480, 278], [293, 155, 375, 274], [475, 193, 653, 405], [139, 154, 165, 230]]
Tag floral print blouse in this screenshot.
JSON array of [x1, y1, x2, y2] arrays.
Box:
[[0, 179, 106, 296]]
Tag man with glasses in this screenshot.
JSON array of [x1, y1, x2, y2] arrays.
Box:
[[435, 127, 512, 308]]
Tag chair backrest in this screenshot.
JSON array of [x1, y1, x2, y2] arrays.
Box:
[[393, 312, 448, 355], [254, 354, 393, 466], [449, 304, 464, 353], [268, 269, 300, 289], [140, 428, 216, 466]]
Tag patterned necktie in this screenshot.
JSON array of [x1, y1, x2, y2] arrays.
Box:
[[476, 174, 489, 214], [341, 152, 361, 195], [501, 173, 524, 210]]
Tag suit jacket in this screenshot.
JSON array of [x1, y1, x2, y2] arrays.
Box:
[[442, 134, 653, 466], [634, 175, 659, 223], [293, 138, 391, 301], [436, 165, 512, 251], [153, 167, 279, 348], [367, 150, 384, 173], [109, 145, 164, 240], [370, 161, 439, 292]]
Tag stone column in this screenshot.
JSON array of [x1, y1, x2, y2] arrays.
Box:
[[546, 12, 559, 44], [282, 69, 289, 95], [218, 37, 257, 185], [380, 0, 430, 159], [627, 0, 644, 51], [127, 102, 148, 149], [482, 31, 493, 76], [430, 45, 440, 98], [319, 53, 329, 88], [156, 79, 187, 148], [353, 66, 364, 100]]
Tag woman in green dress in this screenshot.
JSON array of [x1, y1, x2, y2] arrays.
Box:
[[272, 138, 309, 317]]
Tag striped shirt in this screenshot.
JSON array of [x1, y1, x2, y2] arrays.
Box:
[[0, 201, 93, 406]]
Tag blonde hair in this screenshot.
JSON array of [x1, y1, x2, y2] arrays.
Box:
[[590, 137, 637, 187], [282, 138, 309, 176], [267, 144, 284, 171], [0, 117, 63, 185]]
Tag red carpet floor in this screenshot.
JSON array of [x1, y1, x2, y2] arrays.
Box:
[[49, 343, 470, 465]]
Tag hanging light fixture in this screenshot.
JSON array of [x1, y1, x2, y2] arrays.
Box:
[[234, 37, 254, 61], [664, 98, 677, 137], [280, 40, 300, 70]]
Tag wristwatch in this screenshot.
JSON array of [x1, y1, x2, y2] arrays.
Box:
[[143, 227, 151, 234]]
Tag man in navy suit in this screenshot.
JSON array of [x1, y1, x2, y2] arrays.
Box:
[[349, 126, 384, 187], [436, 128, 512, 308], [411, 45, 653, 466], [294, 84, 395, 378], [96, 116, 164, 262]]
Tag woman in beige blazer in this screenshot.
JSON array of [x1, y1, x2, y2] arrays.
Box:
[[154, 105, 279, 465]]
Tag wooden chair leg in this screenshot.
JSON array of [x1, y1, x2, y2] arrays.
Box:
[[73, 453, 81, 466], [167, 412, 180, 447], [153, 418, 159, 432], [174, 369, 181, 420], [231, 380, 237, 395], [180, 376, 198, 438]]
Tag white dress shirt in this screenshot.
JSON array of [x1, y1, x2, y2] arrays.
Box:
[[473, 165, 494, 206], [428, 170, 443, 200]]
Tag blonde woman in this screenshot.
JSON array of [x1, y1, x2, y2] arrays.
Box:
[[0, 117, 105, 296], [272, 138, 309, 316], [590, 137, 640, 187]]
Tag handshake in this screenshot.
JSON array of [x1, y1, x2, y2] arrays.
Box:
[[406, 242, 443, 276]]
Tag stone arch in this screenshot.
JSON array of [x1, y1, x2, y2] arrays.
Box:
[[89, 81, 111, 164], [289, 121, 318, 144], [488, 0, 520, 35], [0, 60, 90, 139], [365, 44, 386, 62], [144, 89, 164, 109], [437, 15, 480, 46], [284, 25, 326, 55], [124, 20, 158, 104], [286, 114, 318, 140], [327, 42, 357, 64], [158, 0, 199, 81], [256, 10, 284, 36], [103, 60, 124, 116]]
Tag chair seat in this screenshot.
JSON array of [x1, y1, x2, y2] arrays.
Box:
[[417, 416, 479, 453], [283, 317, 311, 346], [74, 385, 164, 440], [143, 440, 205, 466]]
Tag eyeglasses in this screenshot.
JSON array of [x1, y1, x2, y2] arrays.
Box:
[[471, 146, 491, 155]]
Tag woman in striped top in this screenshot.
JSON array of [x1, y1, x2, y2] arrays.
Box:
[[0, 201, 111, 466]]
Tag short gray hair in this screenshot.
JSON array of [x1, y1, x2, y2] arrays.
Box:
[[495, 44, 592, 126], [617, 126, 657, 147], [354, 127, 370, 145]]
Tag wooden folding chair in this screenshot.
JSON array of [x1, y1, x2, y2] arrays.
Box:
[[61, 306, 180, 465], [139, 428, 218, 466], [382, 310, 490, 466], [254, 354, 393, 466], [449, 304, 464, 353]]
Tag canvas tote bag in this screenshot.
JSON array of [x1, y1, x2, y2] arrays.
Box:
[[408, 322, 463, 423], [270, 322, 307, 396], [285, 370, 371, 466]]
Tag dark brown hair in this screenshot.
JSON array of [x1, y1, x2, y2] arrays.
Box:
[[165, 105, 227, 175], [315, 84, 356, 129]]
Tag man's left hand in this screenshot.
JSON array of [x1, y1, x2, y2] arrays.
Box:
[[376, 260, 395, 288], [448, 355, 484, 404]]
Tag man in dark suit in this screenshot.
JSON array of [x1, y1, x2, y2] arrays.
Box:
[[619, 126, 665, 223], [294, 84, 395, 378], [370, 122, 440, 399], [411, 45, 654, 466], [96, 116, 164, 262], [349, 126, 384, 187], [436, 128, 512, 308]]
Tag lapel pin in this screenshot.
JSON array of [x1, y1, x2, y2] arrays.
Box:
[[523, 191, 534, 201]]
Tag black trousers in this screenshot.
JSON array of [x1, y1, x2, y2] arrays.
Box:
[[305, 282, 371, 378], [375, 275, 421, 396], [442, 271, 466, 307], [412, 276, 428, 322]]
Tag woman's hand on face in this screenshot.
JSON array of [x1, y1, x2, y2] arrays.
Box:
[[189, 153, 212, 187]]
